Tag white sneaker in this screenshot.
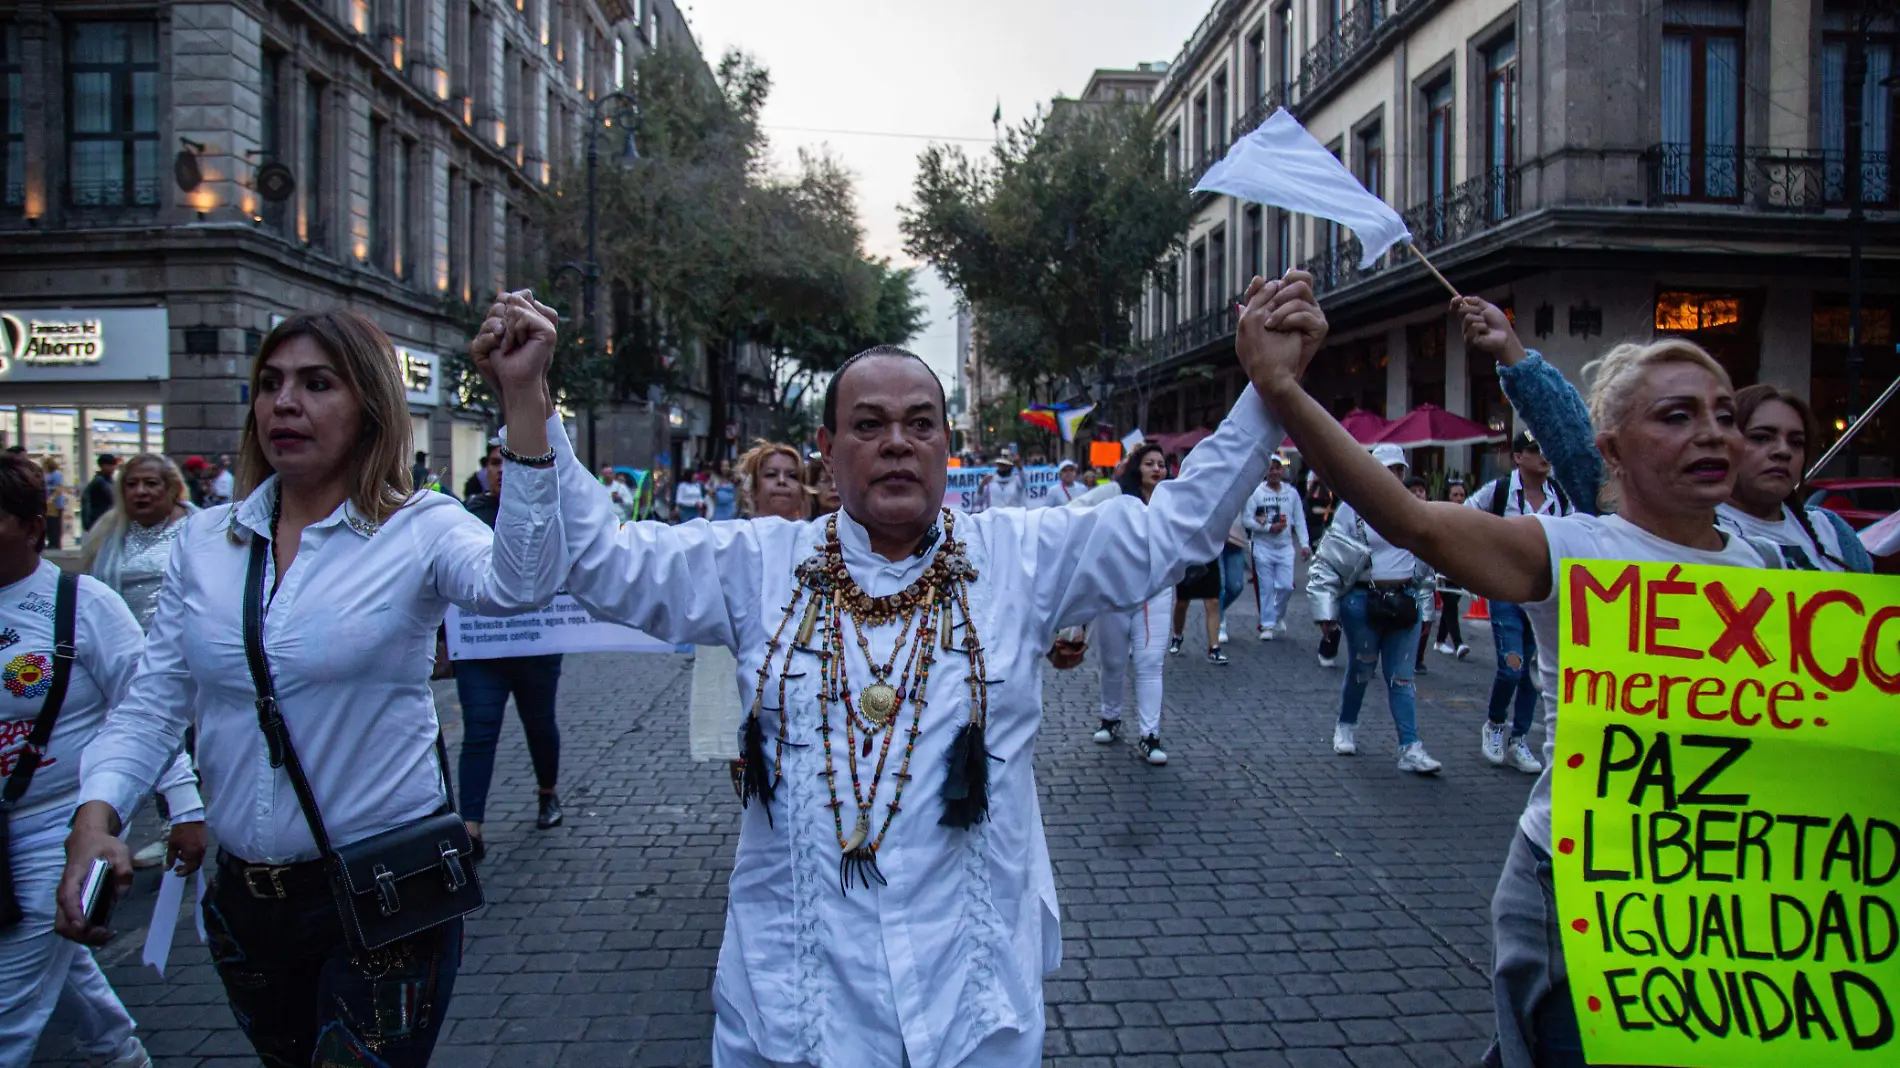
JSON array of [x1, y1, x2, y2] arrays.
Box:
[[1332, 723, 1357, 755], [1093, 719, 1120, 745], [1506, 736, 1544, 774], [131, 839, 168, 870], [1276, 620, 1289, 636], [1456, 644, 1472, 660], [1434, 641, 1454, 655], [1217, 622, 1229, 644], [1317, 650, 1337, 667], [1397, 741, 1443, 774], [1480, 720, 1507, 765], [1139, 734, 1169, 765], [1260, 627, 1276, 641], [89, 1040, 153, 1068]]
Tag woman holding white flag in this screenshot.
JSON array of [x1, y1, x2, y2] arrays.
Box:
[[1238, 291, 1779, 1067]]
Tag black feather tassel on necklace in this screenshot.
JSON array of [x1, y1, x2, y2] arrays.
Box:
[[735, 509, 997, 893]]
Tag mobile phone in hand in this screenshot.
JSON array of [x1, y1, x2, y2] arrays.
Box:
[[80, 858, 116, 929]]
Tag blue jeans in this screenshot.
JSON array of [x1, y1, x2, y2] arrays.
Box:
[[1482, 832, 1587, 1068], [1217, 544, 1248, 613], [1488, 603, 1538, 738], [455, 654, 563, 822], [203, 854, 462, 1066], [1336, 588, 1420, 746]]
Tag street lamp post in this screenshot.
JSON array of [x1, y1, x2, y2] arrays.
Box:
[[555, 90, 639, 469]]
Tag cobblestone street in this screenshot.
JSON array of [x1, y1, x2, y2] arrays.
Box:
[[35, 591, 1538, 1068]]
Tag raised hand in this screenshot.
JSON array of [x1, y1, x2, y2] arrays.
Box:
[[1236, 269, 1327, 399], [1454, 296, 1527, 367]]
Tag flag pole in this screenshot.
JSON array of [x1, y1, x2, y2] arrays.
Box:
[[1408, 242, 1462, 299], [1804, 367, 1900, 482]]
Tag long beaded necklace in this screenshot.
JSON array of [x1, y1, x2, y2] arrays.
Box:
[[736, 508, 996, 895]]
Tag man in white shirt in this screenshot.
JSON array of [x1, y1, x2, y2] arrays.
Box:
[[1241, 455, 1308, 638], [511, 274, 1326, 1067], [1040, 459, 1085, 507], [205, 455, 236, 506], [1464, 430, 1570, 774]]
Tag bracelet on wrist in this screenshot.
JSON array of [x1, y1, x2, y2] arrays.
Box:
[[499, 444, 557, 468]]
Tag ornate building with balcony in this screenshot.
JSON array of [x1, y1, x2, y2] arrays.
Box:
[[1126, 0, 1898, 479], [0, 0, 687, 492]]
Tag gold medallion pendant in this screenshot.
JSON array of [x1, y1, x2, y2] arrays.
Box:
[[859, 682, 900, 726]]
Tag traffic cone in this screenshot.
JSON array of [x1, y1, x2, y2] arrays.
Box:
[[1465, 597, 1489, 621]]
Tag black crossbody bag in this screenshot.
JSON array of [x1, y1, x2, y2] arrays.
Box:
[[0, 571, 78, 930], [243, 534, 482, 952]]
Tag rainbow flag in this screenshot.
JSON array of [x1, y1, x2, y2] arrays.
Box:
[[1019, 403, 1097, 442]]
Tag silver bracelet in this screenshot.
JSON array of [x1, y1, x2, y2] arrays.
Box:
[[499, 444, 556, 468]]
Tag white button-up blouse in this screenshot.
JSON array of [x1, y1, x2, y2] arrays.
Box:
[[545, 390, 1284, 1067], [80, 468, 564, 863]]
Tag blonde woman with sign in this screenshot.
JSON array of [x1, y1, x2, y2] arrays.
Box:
[[1240, 305, 1778, 1066]]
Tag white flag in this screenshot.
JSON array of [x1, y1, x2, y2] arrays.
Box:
[[1195, 108, 1411, 270]]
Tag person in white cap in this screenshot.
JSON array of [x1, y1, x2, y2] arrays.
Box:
[[1306, 442, 1442, 774], [1240, 454, 1307, 639], [1041, 459, 1086, 506]]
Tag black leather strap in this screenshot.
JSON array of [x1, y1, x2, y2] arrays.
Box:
[[242, 532, 458, 859], [1, 570, 79, 809], [244, 533, 334, 857]]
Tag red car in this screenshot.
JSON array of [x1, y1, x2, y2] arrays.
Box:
[[1804, 478, 1900, 530]]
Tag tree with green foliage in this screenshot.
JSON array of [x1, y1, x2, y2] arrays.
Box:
[[514, 45, 923, 437], [903, 103, 1191, 427]]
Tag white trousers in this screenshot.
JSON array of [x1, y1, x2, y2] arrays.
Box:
[[1251, 538, 1296, 630], [711, 986, 1045, 1067], [1095, 587, 1173, 739], [0, 813, 141, 1068]]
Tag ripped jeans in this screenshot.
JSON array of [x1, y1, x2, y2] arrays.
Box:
[[1335, 588, 1421, 746], [202, 851, 461, 1067]]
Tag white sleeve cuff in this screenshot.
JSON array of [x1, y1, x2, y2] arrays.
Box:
[[168, 808, 206, 826], [79, 772, 149, 832]]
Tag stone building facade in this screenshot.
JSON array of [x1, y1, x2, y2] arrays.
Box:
[[1122, 0, 1898, 481], [0, 0, 692, 497]]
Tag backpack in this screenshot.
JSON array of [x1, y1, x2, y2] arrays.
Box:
[[1486, 476, 1571, 518]]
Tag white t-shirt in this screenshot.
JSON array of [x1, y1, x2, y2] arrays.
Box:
[[209, 469, 235, 502], [1244, 482, 1307, 548], [675, 481, 704, 513], [1, 560, 199, 824], [1328, 502, 1414, 581], [1040, 478, 1085, 507], [1714, 502, 1849, 572], [1517, 513, 1767, 851]]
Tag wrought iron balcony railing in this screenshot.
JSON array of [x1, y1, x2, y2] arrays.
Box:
[[1229, 87, 1288, 144], [1142, 298, 1239, 367], [1401, 166, 1519, 253], [1298, 2, 1385, 99], [1645, 143, 1895, 211]]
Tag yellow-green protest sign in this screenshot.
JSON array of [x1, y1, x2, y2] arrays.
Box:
[[1553, 559, 1900, 1067]]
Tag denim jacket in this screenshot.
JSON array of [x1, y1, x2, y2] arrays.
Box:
[[1497, 350, 1873, 573]]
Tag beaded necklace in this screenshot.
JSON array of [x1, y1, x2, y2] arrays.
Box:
[[736, 508, 995, 894]]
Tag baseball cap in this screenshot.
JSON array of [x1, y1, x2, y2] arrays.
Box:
[[1268, 453, 1286, 467], [1512, 429, 1540, 453], [1370, 443, 1407, 470], [1057, 459, 1076, 471]]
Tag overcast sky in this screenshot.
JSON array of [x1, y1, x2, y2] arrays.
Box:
[[680, 0, 1209, 380]]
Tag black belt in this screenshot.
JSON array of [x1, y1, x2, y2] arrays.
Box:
[[1358, 579, 1410, 590], [216, 848, 329, 901]]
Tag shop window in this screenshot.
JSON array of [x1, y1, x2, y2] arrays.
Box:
[[1655, 290, 1744, 332], [1655, 288, 1759, 385], [1406, 319, 1447, 410], [1811, 305, 1893, 347], [67, 22, 161, 207]]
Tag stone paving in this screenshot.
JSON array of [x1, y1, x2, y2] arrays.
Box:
[[34, 590, 1539, 1067]]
